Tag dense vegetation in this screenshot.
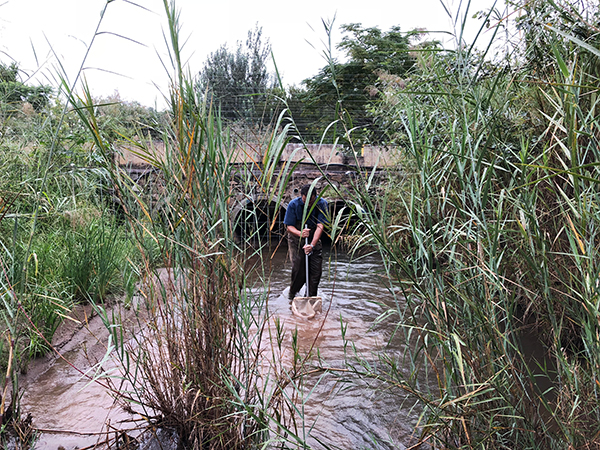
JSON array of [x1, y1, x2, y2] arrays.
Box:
[[352, 0, 600, 447], [195, 22, 419, 145], [1, 0, 600, 448]]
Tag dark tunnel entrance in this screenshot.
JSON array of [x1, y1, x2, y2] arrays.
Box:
[[234, 198, 362, 244], [235, 200, 286, 242]]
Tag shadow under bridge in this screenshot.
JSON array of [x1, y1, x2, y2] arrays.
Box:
[[233, 197, 359, 244]]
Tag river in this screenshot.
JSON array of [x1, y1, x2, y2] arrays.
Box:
[[19, 245, 422, 449], [251, 246, 421, 449]]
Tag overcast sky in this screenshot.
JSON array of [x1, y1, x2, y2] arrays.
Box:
[[0, 0, 503, 109]]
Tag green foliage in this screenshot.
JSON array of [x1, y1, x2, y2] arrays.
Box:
[[338, 0, 600, 447], [338, 23, 416, 77], [59, 4, 326, 449], [292, 23, 417, 144], [0, 90, 136, 366], [3, 227, 71, 359], [196, 25, 275, 124], [86, 74, 297, 449], [0, 213, 135, 359], [93, 92, 169, 141], [0, 62, 18, 82], [6, 0, 600, 448], [0, 62, 52, 113], [62, 217, 133, 302], [0, 2, 146, 444], [510, 0, 600, 79]]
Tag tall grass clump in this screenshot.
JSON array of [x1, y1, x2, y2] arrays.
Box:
[[61, 2, 328, 448], [0, 4, 143, 443], [0, 132, 135, 357], [61, 215, 134, 302], [322, 0, 600, 448]]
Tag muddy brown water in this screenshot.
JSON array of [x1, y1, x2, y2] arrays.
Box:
[[257, 247, 421, 450], [19, 247, 422, 449], [19, 303, 140, 449]]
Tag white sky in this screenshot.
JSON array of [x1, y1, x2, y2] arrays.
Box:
[[0, 0, 504, 109]]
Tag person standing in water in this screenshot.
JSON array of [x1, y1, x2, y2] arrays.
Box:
[[284, 184, 328, 300]]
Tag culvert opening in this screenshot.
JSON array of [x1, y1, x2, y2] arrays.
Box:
[[235, 200, 286, 242], [235, 198, 362, 245]]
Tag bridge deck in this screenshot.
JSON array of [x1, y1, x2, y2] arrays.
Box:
[[116, 142, 399, 169]]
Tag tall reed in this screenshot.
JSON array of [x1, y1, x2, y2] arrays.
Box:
[[0, 2, 141, 445], [321, 1, 600, 448], [61, 2, 331, 448], [46, 0, 600, 448]]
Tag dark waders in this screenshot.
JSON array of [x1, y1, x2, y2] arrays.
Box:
[[287, 230, 323, 299]]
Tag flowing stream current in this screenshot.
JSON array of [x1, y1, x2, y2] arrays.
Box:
[[19, 247, 423, 449]]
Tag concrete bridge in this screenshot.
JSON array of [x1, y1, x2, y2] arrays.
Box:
[[118, 142, 399, 242], [230, 144, 400, 242]]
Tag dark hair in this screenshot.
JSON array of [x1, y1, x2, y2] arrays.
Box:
[[300, 184, 317, 198]]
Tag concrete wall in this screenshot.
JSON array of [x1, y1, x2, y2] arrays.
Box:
[[282, 144, 397, 167], [115, 141, 166, 166], [116, 141, 397, 168]]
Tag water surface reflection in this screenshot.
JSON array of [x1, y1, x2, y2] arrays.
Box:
[[20, 246, 420, 449], [257, 246, 420, 449]]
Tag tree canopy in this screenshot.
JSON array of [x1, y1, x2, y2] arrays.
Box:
[[196, 26, 274, 124], [0, 62, 52, 112], [290, 23, 418, 144]]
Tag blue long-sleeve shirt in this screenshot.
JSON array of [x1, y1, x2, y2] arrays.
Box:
[[284, 196, 328, 230]]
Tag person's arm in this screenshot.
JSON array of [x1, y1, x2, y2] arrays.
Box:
[[303, 223, 324, 254], [287, 225, 310, 239]]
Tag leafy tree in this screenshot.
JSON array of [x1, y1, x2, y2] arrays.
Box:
[[338, 23, 416, 77], [196, 26, 275, 124], [94, 92, 168, 141], [0, 63, 19, 84], [294, 24, 418, 144], [0, 62, 52, 112]]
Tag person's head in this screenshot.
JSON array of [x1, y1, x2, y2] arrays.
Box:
[[300, 184, 317, 205]]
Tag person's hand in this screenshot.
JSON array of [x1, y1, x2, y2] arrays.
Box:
[[300, 228, 311, 238], [303, 243, 314, 255]]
